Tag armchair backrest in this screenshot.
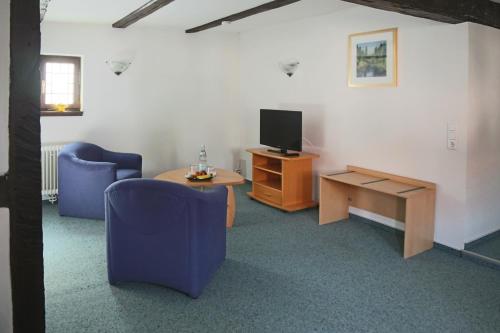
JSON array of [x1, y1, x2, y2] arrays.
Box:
[[59, 142, 103, 162], [105, 179, 228, 233], [106, 179, 190, 235], [105, 179, 228, 297]]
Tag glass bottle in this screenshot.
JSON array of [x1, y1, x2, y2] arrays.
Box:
[[199, 145, 208, 171]]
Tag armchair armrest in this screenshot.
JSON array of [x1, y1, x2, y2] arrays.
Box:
[[58, 155, 118, 219], [102, 149, 142, 171], [64, 157, 117, 184], [186, 185, 228, 297]]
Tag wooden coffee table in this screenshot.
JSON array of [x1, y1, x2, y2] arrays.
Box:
[[154, 168, 245, 228]]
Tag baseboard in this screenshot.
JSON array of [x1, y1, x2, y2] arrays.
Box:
[[465, 229, 500, 249], [349, 207, 463, 256], [462, 250, 500, 271], [247, 185, 464, 256], [349, 207, 405, 231], [433, 242, 463, 257]]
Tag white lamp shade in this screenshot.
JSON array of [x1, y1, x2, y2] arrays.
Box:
[[106, 60, 132, 76]]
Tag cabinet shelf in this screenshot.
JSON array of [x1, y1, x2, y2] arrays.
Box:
[[254, 179, 282, 191], [254, 164, 282, 175]]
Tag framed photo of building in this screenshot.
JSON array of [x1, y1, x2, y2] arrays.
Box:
[[348, 28, 398, 88]]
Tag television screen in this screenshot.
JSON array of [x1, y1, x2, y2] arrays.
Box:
[[260, 109, 302, 153]]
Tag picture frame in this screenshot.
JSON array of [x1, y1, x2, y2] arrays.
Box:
[[348, 28, 398, 88]]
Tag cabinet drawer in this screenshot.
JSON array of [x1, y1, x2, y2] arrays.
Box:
[[254, 183, 282, 205]]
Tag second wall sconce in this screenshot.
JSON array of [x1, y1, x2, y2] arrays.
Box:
[[279, 60, 300, 77], [106, 60, 132, 76]]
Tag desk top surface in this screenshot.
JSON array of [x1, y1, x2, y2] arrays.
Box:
[[321, 170, 432, 198]]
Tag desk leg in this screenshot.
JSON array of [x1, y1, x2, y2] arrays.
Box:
[[319, 178, 350, 225], [404, 190, 436, 259], [226, 186, 236, 228]]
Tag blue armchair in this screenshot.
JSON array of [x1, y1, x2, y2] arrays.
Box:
[[58, 142, 142, 220], [105, 179, 227, 298]]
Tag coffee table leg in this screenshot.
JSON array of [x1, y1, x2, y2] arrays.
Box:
[[226, 186, 236, 228]]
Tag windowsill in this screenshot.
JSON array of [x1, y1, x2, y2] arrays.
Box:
[[41, 111, 83, 117]]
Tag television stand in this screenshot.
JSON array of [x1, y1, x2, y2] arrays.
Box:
[[247, 148, 319, 212], [266, 149, 300, 157]]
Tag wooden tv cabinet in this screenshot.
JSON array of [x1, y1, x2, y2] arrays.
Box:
[[247, 148, 319, 212]]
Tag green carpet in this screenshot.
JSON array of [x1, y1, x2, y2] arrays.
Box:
[[43, 183, 500, 333]]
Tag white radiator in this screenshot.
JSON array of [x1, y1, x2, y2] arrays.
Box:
[[41, 143, 64, 202]]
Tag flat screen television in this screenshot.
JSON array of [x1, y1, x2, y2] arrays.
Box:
[[260, 109, 302, 156]]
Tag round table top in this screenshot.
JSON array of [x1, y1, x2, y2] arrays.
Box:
[[154, 168, 245, 188]]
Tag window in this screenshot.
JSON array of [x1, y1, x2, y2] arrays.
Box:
[[40, 55, 82, 115]]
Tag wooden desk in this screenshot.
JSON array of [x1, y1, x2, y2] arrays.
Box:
[[155, 168, 245, 228], [319, 166, 436, 259]]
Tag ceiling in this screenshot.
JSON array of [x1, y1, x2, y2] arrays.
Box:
[[43, 0, 354, 32]]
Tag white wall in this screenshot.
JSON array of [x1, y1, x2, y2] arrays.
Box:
[[41, 10, 500, 250], [238, 6, 470, 249], [0, 0, 13, 331], [465, 23, 500, 243], [41, 23, 241, 177]]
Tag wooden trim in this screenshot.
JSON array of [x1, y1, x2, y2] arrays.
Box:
[[9, 0, 46, 331], [340, 0, 500, 30], [186, 0, 302, 33], [113, 0, 176, 28], [41, 111, 83, 117]]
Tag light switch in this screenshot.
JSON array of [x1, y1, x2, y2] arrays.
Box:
[[447, 123, 457, 150], [447, 123, 457, 131], [447, 139, 457, 150]]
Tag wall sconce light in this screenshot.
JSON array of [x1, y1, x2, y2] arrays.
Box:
[[279, 60, 300, 77], [106, 60, 132, 76]]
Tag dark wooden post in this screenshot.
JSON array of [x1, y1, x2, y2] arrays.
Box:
[[340, 0, 500, 30], [9, 0, 45, 332]]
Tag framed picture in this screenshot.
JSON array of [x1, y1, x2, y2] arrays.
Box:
[[348, 28, 398, 88]]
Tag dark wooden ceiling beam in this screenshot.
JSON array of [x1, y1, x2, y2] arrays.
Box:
[[185, 0, 302, 33], [113, 0, 175, 29], [340, 0, 500, 29]]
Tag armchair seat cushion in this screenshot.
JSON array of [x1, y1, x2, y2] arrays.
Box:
[[117, 169, 142, 180]]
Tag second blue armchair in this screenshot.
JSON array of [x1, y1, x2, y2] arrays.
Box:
[[58, 142, 142, 220], [105, 179, 228, 298]]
